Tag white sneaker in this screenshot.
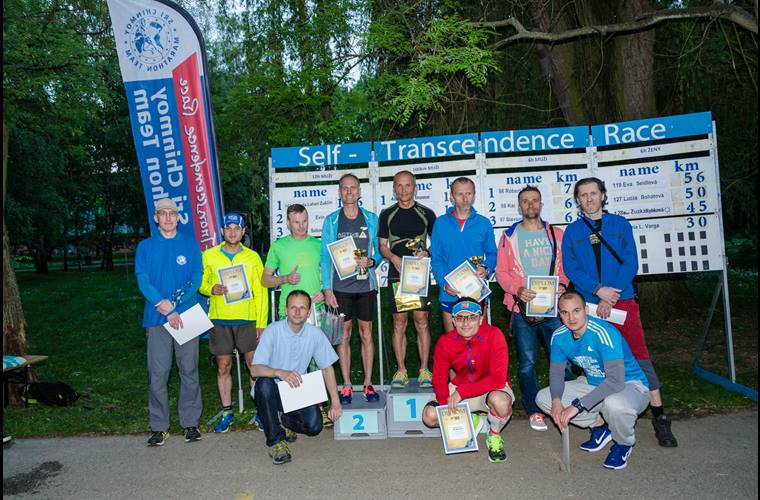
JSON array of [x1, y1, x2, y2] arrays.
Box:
[[529, 413, 548, 431]]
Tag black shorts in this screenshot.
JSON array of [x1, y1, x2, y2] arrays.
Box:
[[386, 281, 431, 314], [334, 290, 376, 322], [209, 322, 258, 356]]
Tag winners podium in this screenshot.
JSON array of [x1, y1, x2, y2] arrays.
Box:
[[334, 379, 437, 440]]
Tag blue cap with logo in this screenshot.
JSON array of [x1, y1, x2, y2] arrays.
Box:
[[223, 212, 245, 228], [452, 299, 482, 316]]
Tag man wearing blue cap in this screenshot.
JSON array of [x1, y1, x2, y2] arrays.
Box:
[[200, 212, 268, 433], [422, 297, 514, 463]]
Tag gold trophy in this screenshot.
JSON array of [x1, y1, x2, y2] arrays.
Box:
[[354, 248, 368, 280], [404, 237, 426, 256], [469, 255, 484, 269]]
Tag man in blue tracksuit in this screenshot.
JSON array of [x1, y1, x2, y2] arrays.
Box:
[[320, 173, 381, 404], [431, 176, 497, 333]]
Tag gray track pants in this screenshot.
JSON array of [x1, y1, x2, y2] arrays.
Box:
[[536, 377, 650, 446], [146, 326, 202, 431]]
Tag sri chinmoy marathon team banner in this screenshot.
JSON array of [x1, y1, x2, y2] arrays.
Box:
[[107, 0, 224, 249], [270, 112, 726, 278]]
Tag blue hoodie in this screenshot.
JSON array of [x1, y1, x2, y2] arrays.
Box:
[[561, 212, 639, 302], [320, 207, 381, 291], [430, 207, 497, 303]]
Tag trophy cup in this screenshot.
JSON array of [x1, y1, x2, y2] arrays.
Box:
[[469, 255, 484, 269], [354, 248, 368, 280], [404, 237, 426, 256]]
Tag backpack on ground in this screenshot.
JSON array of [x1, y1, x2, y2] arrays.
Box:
[[24, 382, 79, 406]]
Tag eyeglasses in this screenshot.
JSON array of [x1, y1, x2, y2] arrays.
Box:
[[453, 314, 481, 324]]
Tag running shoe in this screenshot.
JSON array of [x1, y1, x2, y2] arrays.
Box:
[[529, 412, 548, 431], [652, 414, 678, 447], [213, 411, 234, 433], [147, 431, 168, 447], [486, 434, 507, 463], [603, 443, 633, 470], [339, 385, 353, 405], [321, 406, 333, 428], [391, 370, 409, 388], [579, 424, 612, 452], [269, 440, 292, 465], [417, 368, 433, 388], [184, 426, 202, 442], [363, 384, 380, 402]]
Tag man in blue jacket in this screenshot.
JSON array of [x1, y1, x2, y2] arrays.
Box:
[[431, 177, 497, 333], [320, 173, 381, 404], [561, 177, 677, 447]]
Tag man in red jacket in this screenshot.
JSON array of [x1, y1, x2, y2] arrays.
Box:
[[422, 297, 514, 463]]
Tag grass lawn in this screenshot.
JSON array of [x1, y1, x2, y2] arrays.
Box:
[[3, 266, 757, 437]]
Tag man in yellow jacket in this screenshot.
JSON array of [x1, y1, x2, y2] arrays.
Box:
[[200, 212, 268, 433]]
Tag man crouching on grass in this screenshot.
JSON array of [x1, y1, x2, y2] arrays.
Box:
[[421, 297, 514, 463], [251, 290, 343, 465]]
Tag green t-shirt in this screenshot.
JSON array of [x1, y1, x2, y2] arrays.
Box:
[[515, 225, 552, 278], [265, 235, 322, 318]]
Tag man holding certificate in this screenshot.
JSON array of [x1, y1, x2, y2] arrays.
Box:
[[495, 186, 568, 432], [252, 291, 342, 465], [421, 298, 514, 463], [320, 173, 381, 404], [199, 212, 268, 433], [431, 177, 497, 333], [378, 170, 437, 389], [536, 292, 651, 470], [562, 177, 677, 447], [135, 198, 203, 447]]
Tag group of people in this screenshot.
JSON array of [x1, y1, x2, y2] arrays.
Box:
[[135, 171, 677, 469]]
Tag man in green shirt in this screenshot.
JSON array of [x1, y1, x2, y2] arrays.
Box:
[[262, 204, 324, 320]]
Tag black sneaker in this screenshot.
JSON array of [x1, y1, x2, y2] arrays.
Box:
[[652, 414, 678, 447], [147, 431, 168, 447], [184, 426, 202, 442]]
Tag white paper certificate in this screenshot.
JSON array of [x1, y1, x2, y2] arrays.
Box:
[[218, 264, 251, 304], [277, 370, 329, 413], [436, 402, 478, 454], [587, 303, 628, 325], [444, 261, 491, 302], [526, 275, 559, 317], [327, 236, 358, 281], [400, 256, 430, 296], [163, 303, 214, 346]]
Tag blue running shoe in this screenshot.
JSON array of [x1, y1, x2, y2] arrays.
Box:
[[363, 384, 379, 402], [580, 424, 612, 452], [254, 411, 265, 432], [603, 443, 633, 470], [339, 385, 353, 405], [214, 411, 234, 433]]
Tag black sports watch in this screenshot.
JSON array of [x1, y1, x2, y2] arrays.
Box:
[[571, 398, 586, 413]]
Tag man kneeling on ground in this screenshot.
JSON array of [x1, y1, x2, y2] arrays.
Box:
[[536, 291, 651, 470], [422, 297, 514, 463], [252, 290, 343, 465]]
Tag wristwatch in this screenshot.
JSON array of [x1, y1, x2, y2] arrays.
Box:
[[571, 398, 586, 413]]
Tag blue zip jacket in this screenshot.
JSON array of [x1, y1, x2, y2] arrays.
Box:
[[430, 207, 497, 303], [561, 212, 638, 302], [320, 207, 381, 291]]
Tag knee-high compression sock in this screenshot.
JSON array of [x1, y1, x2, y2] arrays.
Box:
[[487, 412, 509, 435]]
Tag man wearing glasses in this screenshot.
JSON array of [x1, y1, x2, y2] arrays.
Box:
[[421, 297, 514, 463]]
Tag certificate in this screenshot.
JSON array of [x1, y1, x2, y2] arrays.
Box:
[[326, 236, 358, 281], [277, 370, 328, 414], [444, 261, 491, 302], [218, 264, 251, 304], [399, 256, 430, 296], [526, 275, 559, 317], [163, 304, 214, 346], [436, 402, 478, 454]]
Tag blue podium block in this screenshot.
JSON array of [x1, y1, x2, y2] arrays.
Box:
[[334, 389, 387, 440], [386, 378, 438, 438]]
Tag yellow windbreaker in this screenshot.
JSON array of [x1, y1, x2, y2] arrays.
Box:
[[199, 243, 268, 327]]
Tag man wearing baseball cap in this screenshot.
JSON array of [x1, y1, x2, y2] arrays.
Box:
[[199, 212, 268, 433], [135, 198, 204, 446], [421, 297, 514, 463]]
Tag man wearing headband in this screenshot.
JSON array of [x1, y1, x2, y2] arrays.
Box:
[[421, 297, 514, 463], [200, 212, 268, 433]]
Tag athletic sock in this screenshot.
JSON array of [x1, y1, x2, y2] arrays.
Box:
[[651, 405, 664, 418], [223, 405, 233, 414], [487, 412, 508, 434]]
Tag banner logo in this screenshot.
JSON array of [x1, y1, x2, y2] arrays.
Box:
[[123, 10, 179, 72]]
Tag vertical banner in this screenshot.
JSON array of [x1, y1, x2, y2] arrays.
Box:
[[107, 0, 224, 249]]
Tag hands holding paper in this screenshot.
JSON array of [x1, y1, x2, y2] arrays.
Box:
[[156, 299, 183, 329], [595, 286, 622, 319], [447, 390, 462, 410], [277, 369, 303, 388]]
